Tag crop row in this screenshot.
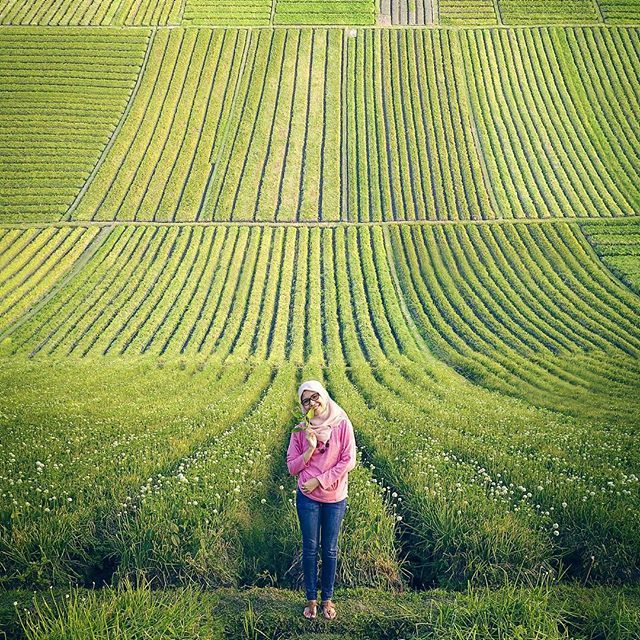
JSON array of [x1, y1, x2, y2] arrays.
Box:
[[0, 357, 403, 589], [0, 27, 149, 222], [328, 356, 640, 586], [5, 26, 638, 222], [0, 225, 345, 359], [304, 225, 639, 583], [0, 224, 434, 362], [0, 0, 376, 25], [73, 28, 246, 222], [599, 0, 640, 23], [2, 308, 638, 590], [344, 28, 495, 221], [0, 0, 183, 25], [438, 0, 498, 25], [0, 359, 272, 585], [2, 217, 639, 587], [387, 221, 640, 423], [3, 0, 640, 25], [498, 0, 600, 24], [274, 0, 376, 25], [580, 218, 640, 292], [0, 226, 98, 333], [3, 222, 638, 420], [203, 28, 342, 221], [182, 0, 272, 26], [458, 26, 640, 219]]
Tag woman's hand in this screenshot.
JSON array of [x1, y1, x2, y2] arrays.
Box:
[[304, 428, 317, 451], [301, 477, 320, 493]]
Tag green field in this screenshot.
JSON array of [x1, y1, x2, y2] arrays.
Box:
[[1, 0, 640, 638]]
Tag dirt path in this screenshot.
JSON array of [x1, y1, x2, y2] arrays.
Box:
[[2, 215, 638, 231]]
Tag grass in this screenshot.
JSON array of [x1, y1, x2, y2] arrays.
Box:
[[2, 581, 640, 639]]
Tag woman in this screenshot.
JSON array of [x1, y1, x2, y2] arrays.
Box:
[[286, 380, 357, 621]]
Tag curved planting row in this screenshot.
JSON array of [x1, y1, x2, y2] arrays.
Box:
[[0, 27, 149, 222], [0, 225, 428, 362], [110, 363, 403, 590], [2, 219, 639, 588], [293, 222, 639, 586], [71, 28, 246, 222], [4, 222, 639, 421], [0, 357, 404, 590], [328, 358, 640, 587], [459, 26, 640, 219], [580, 218, 640, 293], [0, 359, 273, 586], [0, 226, 98, 332], [387, 221, 640, 421], [0, 0, 183, 25]]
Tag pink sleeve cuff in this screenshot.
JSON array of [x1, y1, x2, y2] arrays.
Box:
[[287, 452, 308, 476]]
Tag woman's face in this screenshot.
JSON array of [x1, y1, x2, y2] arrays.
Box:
[[301, 390, 324, 415]]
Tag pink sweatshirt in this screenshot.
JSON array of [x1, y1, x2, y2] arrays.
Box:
[[286, 417, 357, 503]]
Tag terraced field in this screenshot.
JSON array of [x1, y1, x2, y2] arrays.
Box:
[[0, 27, 149, 221], [0, 225, 99, 332], [600, 0, 640, 23], [1, 1, 640, 638], [379, 0, 434, 25], [581, 218, 640, 291], [6, 26, 638, 223], [438, 0, 498, 25], [498, 0, 600, 24], [0, 0, 184, 25]]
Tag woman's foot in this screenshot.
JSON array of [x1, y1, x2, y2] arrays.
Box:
[[321, 599, 337, 620], [303, 600, 317, 619]]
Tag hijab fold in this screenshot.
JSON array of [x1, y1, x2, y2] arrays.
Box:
[[297, 380, 348, 444]]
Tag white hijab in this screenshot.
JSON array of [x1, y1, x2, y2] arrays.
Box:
[[297, 380, 348, 444]]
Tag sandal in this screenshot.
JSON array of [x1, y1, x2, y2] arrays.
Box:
[[303, 600, 317, 620], [321, 600, 337, 620]]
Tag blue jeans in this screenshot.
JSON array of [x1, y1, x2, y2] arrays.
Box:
[[296, 488, 347, 602]]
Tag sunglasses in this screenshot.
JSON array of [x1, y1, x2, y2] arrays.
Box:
[[301, 392, 321, 407]]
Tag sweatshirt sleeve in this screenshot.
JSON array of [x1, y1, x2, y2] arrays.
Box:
[[286, 430, 308, 476], [316, 419, 357, 490]]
